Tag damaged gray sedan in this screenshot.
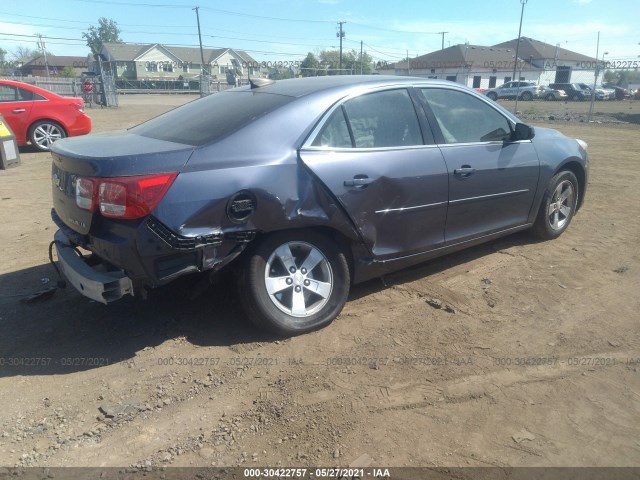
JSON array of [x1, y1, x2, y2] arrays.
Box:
[[50, 76, 588, 335]]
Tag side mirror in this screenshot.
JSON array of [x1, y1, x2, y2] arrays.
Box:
[[513, 122, 535, 141]]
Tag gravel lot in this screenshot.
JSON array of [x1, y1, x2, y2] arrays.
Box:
[[0, 94, 638, 471]]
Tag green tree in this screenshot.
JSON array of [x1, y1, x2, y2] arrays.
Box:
[[317, 49, 374, 75], [11, 46, 43, 62], [300, 52, 321, 77], [83, 17, 122, 55], [0, 47, 8, 74], [61, 65, 77, 78], [269, 68, 293, 80]]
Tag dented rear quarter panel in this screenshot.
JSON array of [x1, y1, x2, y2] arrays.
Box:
[[153, 95, 366, 260]]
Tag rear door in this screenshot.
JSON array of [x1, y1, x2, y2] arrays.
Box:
[[0, 84, 34, 142], [299, 87, 449, 259], [419, 87, 540, 245]]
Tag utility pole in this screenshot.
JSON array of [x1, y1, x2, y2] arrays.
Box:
[[337, 21, 346, 74], [360, 40, 363, 75], [407, 49, 410, 75], [438, 31, 448, 50], [512, 0, 528, 83], [193, 7, 206, 75], [37, 34, 50, 78], [587, 31, 600, 123]]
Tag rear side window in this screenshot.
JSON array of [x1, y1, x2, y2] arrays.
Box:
[[344, 89, 423, 148], [312, 107, 352, 148], [130, 91, 294, 146], [0, 85, 17, 102], [312, 89, 423, 148]]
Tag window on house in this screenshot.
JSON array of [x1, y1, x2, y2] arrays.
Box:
[[472, 76, 481, 88], [146, 62, 158, 72], [161, 62, 173, 73], [504, 76, 511, 83], [446, 75, 457, 82], [489, 76, 497, 88]]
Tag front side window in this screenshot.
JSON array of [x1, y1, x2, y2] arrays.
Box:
[[421, 88, 512, 144], [311, 89, 423, 149]]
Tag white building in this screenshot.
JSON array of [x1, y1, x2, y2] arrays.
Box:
[[377, 37, 599, 89]]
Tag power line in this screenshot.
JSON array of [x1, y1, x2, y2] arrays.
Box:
[[66, 0, 334, 23]]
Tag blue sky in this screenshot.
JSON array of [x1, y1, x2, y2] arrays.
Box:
[[1, 0, 638, 63]]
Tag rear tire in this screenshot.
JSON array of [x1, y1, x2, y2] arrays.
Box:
[[520, 92, 533, 101], [532, 171, 579, 240], [486, 92, 498, 101], [28, 120, 66, 151], [239, 231, 350, 336]]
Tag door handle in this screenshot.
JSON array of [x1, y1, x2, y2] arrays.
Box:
[[344, 176, 373, 187], [454, 166, 476, 176], [12, 108, 26, 113]]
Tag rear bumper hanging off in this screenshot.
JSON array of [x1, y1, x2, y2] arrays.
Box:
[[53, 229, 134, 304]]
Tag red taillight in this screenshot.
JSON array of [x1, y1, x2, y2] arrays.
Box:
[[75, 173, 177, 219], [75, 177, 96, 211]]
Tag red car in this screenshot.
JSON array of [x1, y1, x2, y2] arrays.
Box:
[[0, 79, 91, 151]]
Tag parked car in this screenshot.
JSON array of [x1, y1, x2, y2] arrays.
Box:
[[484, 81, 545, 101], [601, 83, 631, 100], [50, 76, 588, 335], [539, 86, 568, 101], [0, 79, 91, 151], [577, 83, 615, 100], [548, 83, 591, 101]]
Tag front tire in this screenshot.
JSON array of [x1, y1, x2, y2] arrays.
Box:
[[239, 231, 350, 336], [520, 92, 533, 101], [532, 171, 579, 240], [28, 120, 66, 151]]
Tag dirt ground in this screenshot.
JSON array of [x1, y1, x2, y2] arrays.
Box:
[[0, 94, 639, 471]]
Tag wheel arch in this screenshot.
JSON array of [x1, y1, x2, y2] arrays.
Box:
[[555, 159, 586, 211], [27, 118, 68, 138], [242, 225, 358, 285]]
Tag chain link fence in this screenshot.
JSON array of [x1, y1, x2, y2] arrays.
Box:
[[3, 68, 638, 123]]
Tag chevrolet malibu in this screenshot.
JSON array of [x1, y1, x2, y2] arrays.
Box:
[[50, 76, 588, 335]]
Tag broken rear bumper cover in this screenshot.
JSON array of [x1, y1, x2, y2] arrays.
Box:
[[54, 229, 134, 304]]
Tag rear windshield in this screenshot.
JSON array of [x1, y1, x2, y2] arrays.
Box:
[[130, 90, 294, 146]]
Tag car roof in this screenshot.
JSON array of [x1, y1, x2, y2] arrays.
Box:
[[233, 75, 456, 98]]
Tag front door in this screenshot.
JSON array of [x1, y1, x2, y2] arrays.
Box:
[[420, 87, 539, 244]]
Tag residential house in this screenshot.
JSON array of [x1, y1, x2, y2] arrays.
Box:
[[98, 43, 259, 81], [377, 37, 599, 89], [20, 55, 89, 77]]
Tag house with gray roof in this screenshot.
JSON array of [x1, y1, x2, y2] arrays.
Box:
[[20, 55, 89, 77], [377, 37, 599, 89], [98, 43, 259, 81]]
